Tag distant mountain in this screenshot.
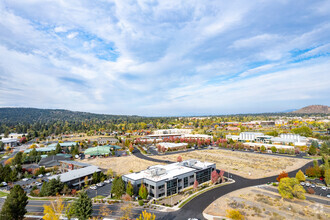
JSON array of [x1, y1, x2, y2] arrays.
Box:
[[0, 107, 143, 125], [292, 105, 330, 114]]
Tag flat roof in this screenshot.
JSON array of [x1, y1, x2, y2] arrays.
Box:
[[48, 165, 100, 183], [59, 160, 91, 167], [123, 159, 215, 182], [157, 142, 188, 148], [48, 142, 77, 147]]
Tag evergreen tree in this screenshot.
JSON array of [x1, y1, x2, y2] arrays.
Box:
[[74, 192, 92, 220], [308, 145, 317, 155], [0, 185, 28, 219], [138, 183, 148, 200], [13, 152, 23, 165], [126, 182, 134, 196], [55, 143, 62, 154], [111, 177, 125, 199]]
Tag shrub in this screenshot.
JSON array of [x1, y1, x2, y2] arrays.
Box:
[[307, 188, 315, 194], [138, 200, 144, 206], [226, 209, 244, 220], [295, 170, 306, 182]]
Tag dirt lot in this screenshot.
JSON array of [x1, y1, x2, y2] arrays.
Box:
[[204, 186, 330, 220], [151, 149, 310, 179], [81, 155, 163, 176]]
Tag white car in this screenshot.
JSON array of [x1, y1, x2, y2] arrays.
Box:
[[104, 179, 111, 184], [321, 186, 327, 190], [327, 194, 330, 198], [35, 182, 42, 186], [311, 184, 316, 188], [300, 182, 305, 186], [22, 178, 29, 181], [96, 182, 104, 187], [1, 182, 7, 186], [38, 174, 43, 178], [45, 173, 51, 176], [90, 185, 97, 190], [305, 183, 310, 187]]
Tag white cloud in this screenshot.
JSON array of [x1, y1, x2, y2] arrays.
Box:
[[66, 32, 78, 39]]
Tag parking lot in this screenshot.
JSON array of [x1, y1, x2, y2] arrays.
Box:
[[86, 182, 112, 198], [301, 181, 329, 198]]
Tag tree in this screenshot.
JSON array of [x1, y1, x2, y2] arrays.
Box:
[[320, 141, 330, 156], [226, 209, 244, 220], [193, 180, 199, 190], [55, 143, 62, 154], [278, 177, 305, 199], [136, 210, 156, 220], [139, 184, 148, 200], [292, 126, 312, 137], [276, 171, 288, 182], [111, 177, 125, 199], [84, 176, 89, 187], [65, 203, 75, 220], [260, 145, 266, 152], [271, 146, 277, 153], [308, 145, 317, 155], [325, 168, 330, 186], [107, 168, 114, 178], [92, 172, 100, 184], [295, 170, 305, 182], [129, 144, 134, 153], [0, 185, 28, 220], [13, 151, 23, 165], [43, 197, 65, 220], [126, 182, 134, 196], [120, 203, 133, 220], [74, 192, 92, 220], [211, 170, 219, 184], [177, 155, 183, 162]]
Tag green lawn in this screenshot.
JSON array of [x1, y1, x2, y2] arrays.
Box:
[[0, 191, 9, 197]]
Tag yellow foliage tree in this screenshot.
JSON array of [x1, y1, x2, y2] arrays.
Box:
[[226, 209, 244, 220], [43, 197, 65, 220], [136, 210, 156, 220]]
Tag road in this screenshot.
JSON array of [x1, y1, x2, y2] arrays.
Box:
[[133, 148, 319, 220]]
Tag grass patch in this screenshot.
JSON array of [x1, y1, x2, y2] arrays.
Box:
[[0, 191, 9, 197], [28, 197, 57, 201], [303, 156, 322, 160], [94, 195, 106, 199]]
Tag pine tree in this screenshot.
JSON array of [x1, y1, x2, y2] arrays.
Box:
[[55, 143, 62, 154], [74, 192, 92, 220], [126, 182, 134, 196], [111, 177, 125, 199], [0, 185, 28, 219]]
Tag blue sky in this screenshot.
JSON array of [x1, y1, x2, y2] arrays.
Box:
[[0, 0, 329, 116]]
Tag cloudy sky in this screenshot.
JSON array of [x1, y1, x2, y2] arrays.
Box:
[[0, 0, 329, 116]]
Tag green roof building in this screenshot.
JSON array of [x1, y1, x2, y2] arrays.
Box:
[[84, 145, 121, 156]]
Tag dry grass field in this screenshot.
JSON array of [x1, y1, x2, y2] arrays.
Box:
[[204, 186, 330, 220], [81, 155, 163, 176], [151, 149, 310, 179]]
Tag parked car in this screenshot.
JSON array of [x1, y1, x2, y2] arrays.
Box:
[[1, 182, 7, 186], [311, 184, 316, 188], [104, 179, 111, 184], [35, 182, 42, 186], [96, 182, 104, 187], [90, 185, 97, 190], [300, 182, 305, 186], [22, 178, 29, 181], [327, 194, 330, 198], [305, 183, 310, 187], [45, 173, 51, 176], [321, 186, 327, 190], [38, 174, 43, 178]]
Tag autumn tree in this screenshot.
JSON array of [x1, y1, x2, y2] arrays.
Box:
[[276, 171, 288, 182], [43, 197, 65, 220], [65, 203, 75, 220], [136, 210, 156, 220], [177, 155, 183, 162], [211, 170, 219, 184], [278, 177, 305, 199], [295, 170, 305, 182], [0, 185, 28, 220], [308, 145, 317, 155], [219, 170, 225, 183], [193, 180, 199, 190], [139, 183, 148, 200]]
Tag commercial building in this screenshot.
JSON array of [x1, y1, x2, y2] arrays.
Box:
[[59, 160, 90, 172], [156, 142, 188, 151], [1, 138, 18, 148], [24, 146, 56, 154], [48, 165, 101, 189], [153, 129, 192, 135], [122, 159, 216, 199], [243, 142, 294, 150], [97, 137, 119, 145], [47, 142, 77, 148], [84, 145, 121, 156]]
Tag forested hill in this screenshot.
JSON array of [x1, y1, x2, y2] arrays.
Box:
[[0, 108, 143, 124]]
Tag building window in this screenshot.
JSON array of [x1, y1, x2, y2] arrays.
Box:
[[190, 182, 194, 186], [151, 185, 154, 189], [184, 177, 188, 188], [158, 193, 165, 198], [189, 175, 194, 179], [166, 179, 177, 196], [195, 168, 212, 184], [178, 179, 182, 182]]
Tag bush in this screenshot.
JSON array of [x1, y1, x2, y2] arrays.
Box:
[[138, 200, 144, 206], [226, 209, 244, 220], [307, 188, 315, 194]]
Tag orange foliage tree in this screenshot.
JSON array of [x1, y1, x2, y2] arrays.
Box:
[[276, 171, 288, 182]]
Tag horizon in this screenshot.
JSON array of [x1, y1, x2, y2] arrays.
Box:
[[0, 1, 329, 116]]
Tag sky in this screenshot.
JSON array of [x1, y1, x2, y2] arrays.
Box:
[[0, 0, 329, 116]]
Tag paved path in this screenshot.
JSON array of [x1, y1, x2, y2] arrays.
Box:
[[133, 148, 317, 220]]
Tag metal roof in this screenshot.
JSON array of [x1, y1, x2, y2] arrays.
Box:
[[48, 165, 100, 183]]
